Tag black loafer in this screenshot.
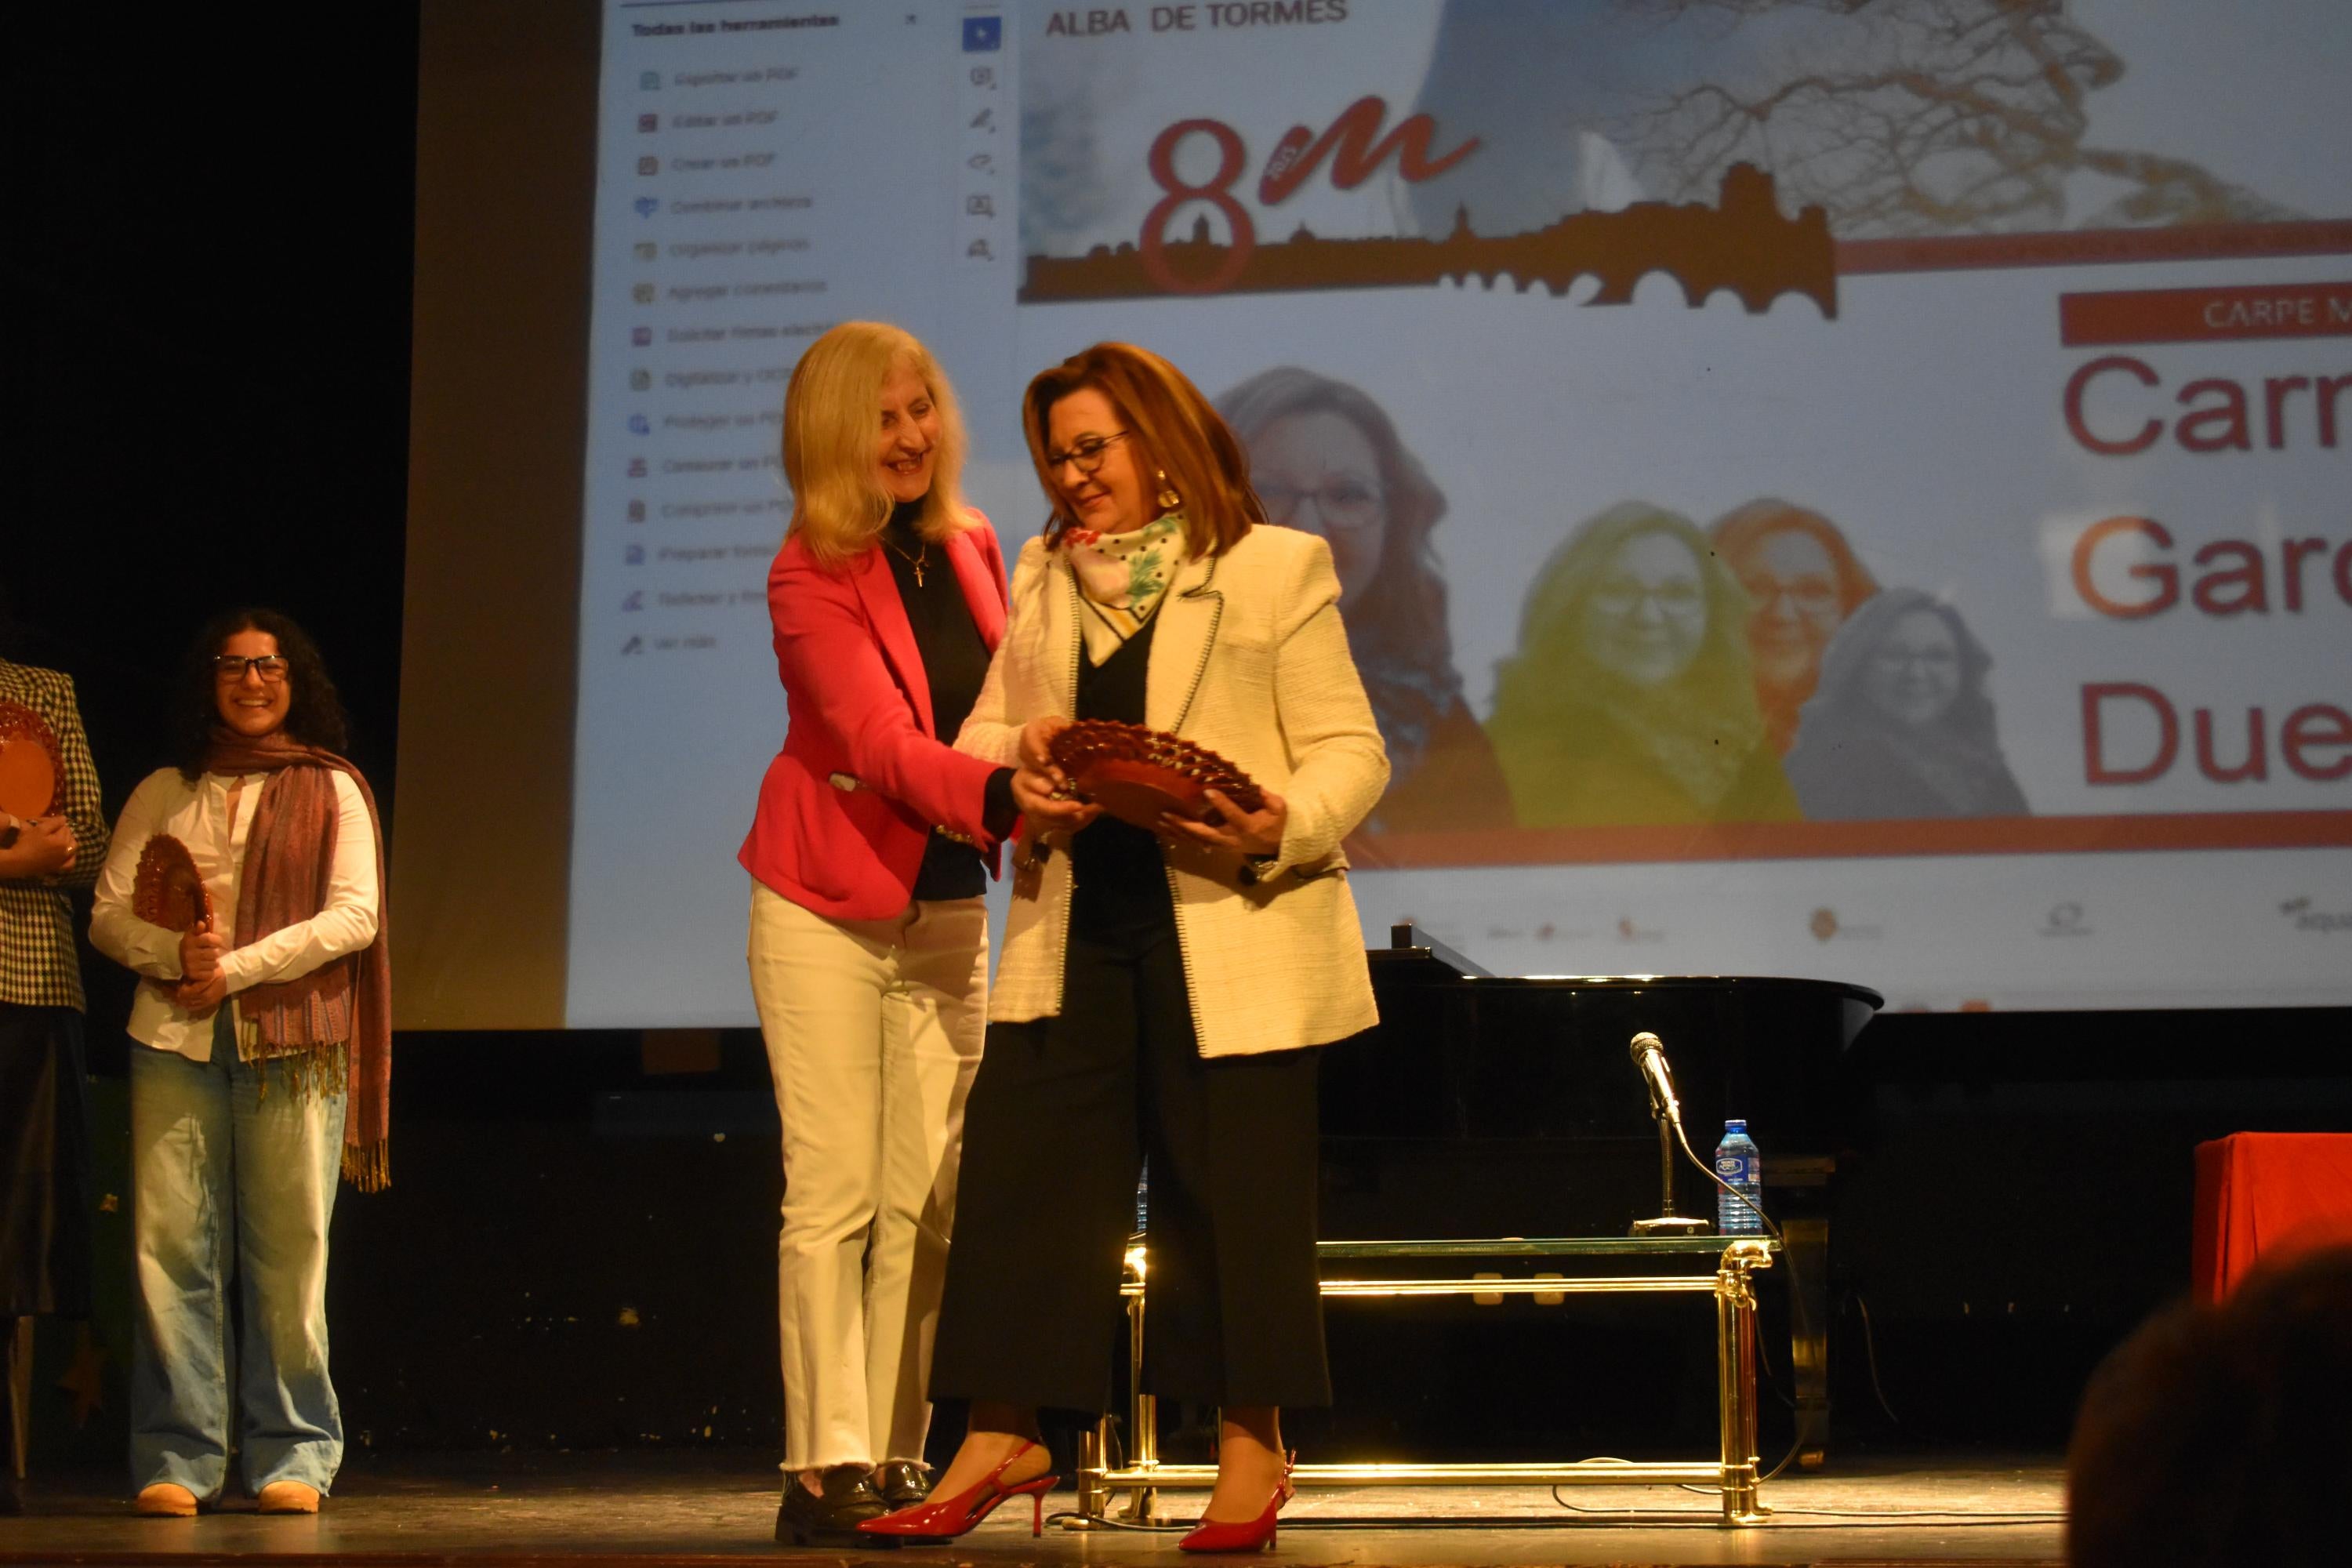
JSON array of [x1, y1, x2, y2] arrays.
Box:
[[871, 1461, 934, 1508], [775, 1468, 897, 1548]]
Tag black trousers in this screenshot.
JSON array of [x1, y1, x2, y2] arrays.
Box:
[[931, 916, 1328, 1414], [0, 1004, 92, 1319]]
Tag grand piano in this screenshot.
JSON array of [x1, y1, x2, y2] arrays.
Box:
[[1320, 924, 1883, 1462]]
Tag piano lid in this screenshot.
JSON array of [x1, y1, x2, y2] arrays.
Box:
[[1373, 924, 1885, 1053]]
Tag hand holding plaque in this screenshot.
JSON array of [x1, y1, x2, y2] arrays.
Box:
[[134, 834, 215, 935], [0, 699, 64, 822], [1047, 720, 1268, 833]]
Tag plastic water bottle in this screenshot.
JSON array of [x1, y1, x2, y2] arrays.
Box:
[[1133, 1160, 1150, 1237], [1715, 1120, 1765, 1235]]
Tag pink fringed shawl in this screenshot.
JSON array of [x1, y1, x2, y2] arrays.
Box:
[[202, 729, 392, 1190]]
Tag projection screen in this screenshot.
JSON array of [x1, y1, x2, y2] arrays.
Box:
[[397, 0, 2352, 1029]]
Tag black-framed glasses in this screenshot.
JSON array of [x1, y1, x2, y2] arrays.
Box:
[[214, 655, 290, 683], [1044, 430, 1133, 476]]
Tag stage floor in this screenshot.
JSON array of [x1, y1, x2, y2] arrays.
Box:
[[2, 1451, 2065, 1566]]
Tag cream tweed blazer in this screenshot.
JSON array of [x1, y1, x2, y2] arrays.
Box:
[[958, 524, 1390, 1058]]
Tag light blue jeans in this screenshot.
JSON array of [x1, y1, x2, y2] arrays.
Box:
[[129, 1012, 346, 1499]]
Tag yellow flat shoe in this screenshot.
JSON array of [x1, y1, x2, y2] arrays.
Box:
[[256, 1481, 321, 1514], [136, 1483, 198, 1517]]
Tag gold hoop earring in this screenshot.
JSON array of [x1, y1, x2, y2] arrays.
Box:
[[1155, 470, 1182, 512]]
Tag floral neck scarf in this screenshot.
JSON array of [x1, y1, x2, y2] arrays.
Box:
[[1062, 514, 1190, 664]]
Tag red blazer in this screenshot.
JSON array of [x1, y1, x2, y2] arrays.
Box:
[[739, 516, 1011, 920]]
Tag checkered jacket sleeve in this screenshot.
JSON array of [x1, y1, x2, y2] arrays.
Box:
[[0, 661, 108, 1010]]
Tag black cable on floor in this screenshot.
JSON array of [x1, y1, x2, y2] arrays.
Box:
[[1853, 1289, 1904, 1426], [1769, 1505, 2066, 1520], [1044, 1508, 1189, 1532], [1546, 1491, 2063, 1525]]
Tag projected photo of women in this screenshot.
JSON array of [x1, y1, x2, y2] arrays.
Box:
[[1710, 499, 1878, 756], [1784, 588, 2029, 820], [1486, 502, 1797, 827], [1215, 367, 1508, 833]]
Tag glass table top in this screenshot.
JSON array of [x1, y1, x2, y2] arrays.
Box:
[[1314, 1236, 1780, 1259]]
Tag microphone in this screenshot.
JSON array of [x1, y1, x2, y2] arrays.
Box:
[[1625, 1029, 1712, 1237], [1628, 1030, 1682, 1130]]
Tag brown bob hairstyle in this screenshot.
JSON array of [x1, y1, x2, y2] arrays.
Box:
[[1022, 342, 1266, 557]]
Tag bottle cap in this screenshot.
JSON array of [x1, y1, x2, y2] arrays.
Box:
[[1725, 1118, 1747, 1132]]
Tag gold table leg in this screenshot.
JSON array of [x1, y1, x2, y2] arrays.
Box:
[[1077, 1421, 1109, 1523], [1123, 1258, 1162, 1523], [1714, 1239, 1772, 1523], [1067, 1247, 1158, 1530]]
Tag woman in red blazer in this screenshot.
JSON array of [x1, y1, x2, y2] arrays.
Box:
[[737, 321, 1018, 1548]]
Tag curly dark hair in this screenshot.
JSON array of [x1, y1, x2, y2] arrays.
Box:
[[172, 608, 350, 779]]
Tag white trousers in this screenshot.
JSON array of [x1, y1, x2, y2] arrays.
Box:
[[746, 880, 987, 1471]]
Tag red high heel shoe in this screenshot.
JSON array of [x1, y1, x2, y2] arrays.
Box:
[[856, 1439, 1057, 1541], [1178, 1452, 1296, 1553]]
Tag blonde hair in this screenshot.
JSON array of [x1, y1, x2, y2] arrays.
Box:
[[783, 321, 974, 566], [1023, 342, 1265, 557]]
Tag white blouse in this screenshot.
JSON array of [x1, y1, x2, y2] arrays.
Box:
[[90, 765, 380, 1062]]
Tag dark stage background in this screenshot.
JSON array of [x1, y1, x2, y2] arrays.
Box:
[[8, 3, 2348, 1474]]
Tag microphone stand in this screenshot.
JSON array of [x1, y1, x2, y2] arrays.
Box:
[[1630, 1033, 1711, 1237]]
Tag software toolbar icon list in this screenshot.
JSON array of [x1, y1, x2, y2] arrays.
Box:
[[956, 9, 1007, 267]]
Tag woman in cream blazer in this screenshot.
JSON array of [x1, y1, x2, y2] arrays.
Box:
[[976, 511, 1386, 1058], [862, 343, 1386, 1554]]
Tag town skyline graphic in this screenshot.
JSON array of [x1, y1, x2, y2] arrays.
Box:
[[1022, 163, 1838, 318]]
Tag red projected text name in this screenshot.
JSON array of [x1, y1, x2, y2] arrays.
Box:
[[2071, 517, 2350, 620], [2063, 354, 2347, 455], [2085, 687, 2351, 786], [2067, 521, 2347, 789], [2056, 329, 2348, 794]]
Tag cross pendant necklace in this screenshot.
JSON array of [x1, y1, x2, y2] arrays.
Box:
[[884, 532, 927, 587]]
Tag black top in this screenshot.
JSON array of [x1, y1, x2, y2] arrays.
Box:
[[1070, 612, 1175, 942], [878, 503, 1014, 900]]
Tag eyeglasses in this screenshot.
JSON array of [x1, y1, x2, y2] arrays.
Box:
[[1258, 478, 1385, 535], [1588, 580, 1705, 618], [1740, 574, 1841, 614], [1870, 647, 1959, 673], [214, 655, 290, 683], [1043, 430, 1133, 476]]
